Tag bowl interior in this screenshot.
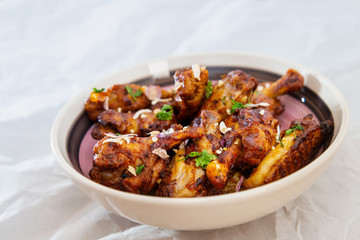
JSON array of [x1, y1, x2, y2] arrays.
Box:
[[67, 66, 334, 177]]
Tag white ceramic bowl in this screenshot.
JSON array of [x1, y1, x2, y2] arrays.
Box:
[[51, 52, 348, 230]]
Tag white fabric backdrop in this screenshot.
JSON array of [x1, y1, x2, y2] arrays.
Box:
[[1, 0, 359, 239]]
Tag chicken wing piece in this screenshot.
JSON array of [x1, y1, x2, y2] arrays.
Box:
[[200, 70, 258, 120], [206, 107, 277, 190], [91, 107, 177, 140], [155, 141, 208, 197], [84, 84, 151, 121], [89, 123, 205, 194], [156, 110, 222, 197], [251, 69, 304, 117], [242, 114, 333, 189], [174, 65, 209, 122], [262, 69, 304, 98]]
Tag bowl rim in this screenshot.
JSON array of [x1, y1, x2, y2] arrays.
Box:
[[50, 51, 349, 206]]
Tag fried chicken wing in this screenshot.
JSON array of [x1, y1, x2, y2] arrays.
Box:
[[206, 107, 277, 190], [91, 108, 177, 139], [156, 110, 222, 197], [262, 69, 304, 98], [155, 141, 208, 197], [174, 65, 209, 122], [243, 114, 333, 189], [200, 70, 258, 119], [251, 69, 304, 117], [84, 84, 151, 121], [89, 124, 204, 194]]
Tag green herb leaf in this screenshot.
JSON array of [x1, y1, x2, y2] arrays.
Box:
[[135, 164, 145, 175], [93, 87, 105, 93], [205, 81, 213, 99], [181, 150, 217, 169], [285, 124, 304, 136], [230, 100, 246, 113], [115, 133, 121, 136], [156, 104, 173, 121], [125, 85, 142, 101]]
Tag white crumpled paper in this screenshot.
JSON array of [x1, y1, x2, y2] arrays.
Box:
[[1, 0, 360, 239]]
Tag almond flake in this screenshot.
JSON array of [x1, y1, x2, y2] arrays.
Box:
[[259, 109, 265, 115], [149, 131, 160, 137], [152, 148, 169, 159], [191, 64, 201, 80], [133, 109, 152, 119], [152, 136, 158, 142], [245, 102, 270, 108], [104, 133, 136, 144], [257, 85, 264, 91], [151, 98, 173, 105], [174, 81, 184, 91], [127, 166, 137, 176], [103, 96, 109, 110], [153, 108, 161, 114], [219, 121, 232, 134]]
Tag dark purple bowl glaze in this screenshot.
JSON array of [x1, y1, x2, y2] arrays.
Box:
[[67, 67, 333, 177]]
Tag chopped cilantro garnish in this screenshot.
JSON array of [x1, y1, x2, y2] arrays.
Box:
[[93, 87, 105, 93], [155, 104, 173, 121], [115, 133, 121, 136], [285, 124, 304, 136], [181, 150, 217, 169], [136, 164, 145, 175], [205, 81, 213, 99], [125, 85, 142, 101], [230, 100, 247, 113]]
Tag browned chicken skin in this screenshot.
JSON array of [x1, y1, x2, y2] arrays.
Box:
[[89, 123, 204, 194], [86, 67, 332, 197], [156, 110, 222, 197], [174, 66, 209, 122], [262, 69, 304, 98], [206, 107, 277, 190], [91, 108, 177, 139], [243, 114, 333, 189], [84, 84, 151, 121], [200, 70, 258, 120], [251, 69, 304, 117]]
